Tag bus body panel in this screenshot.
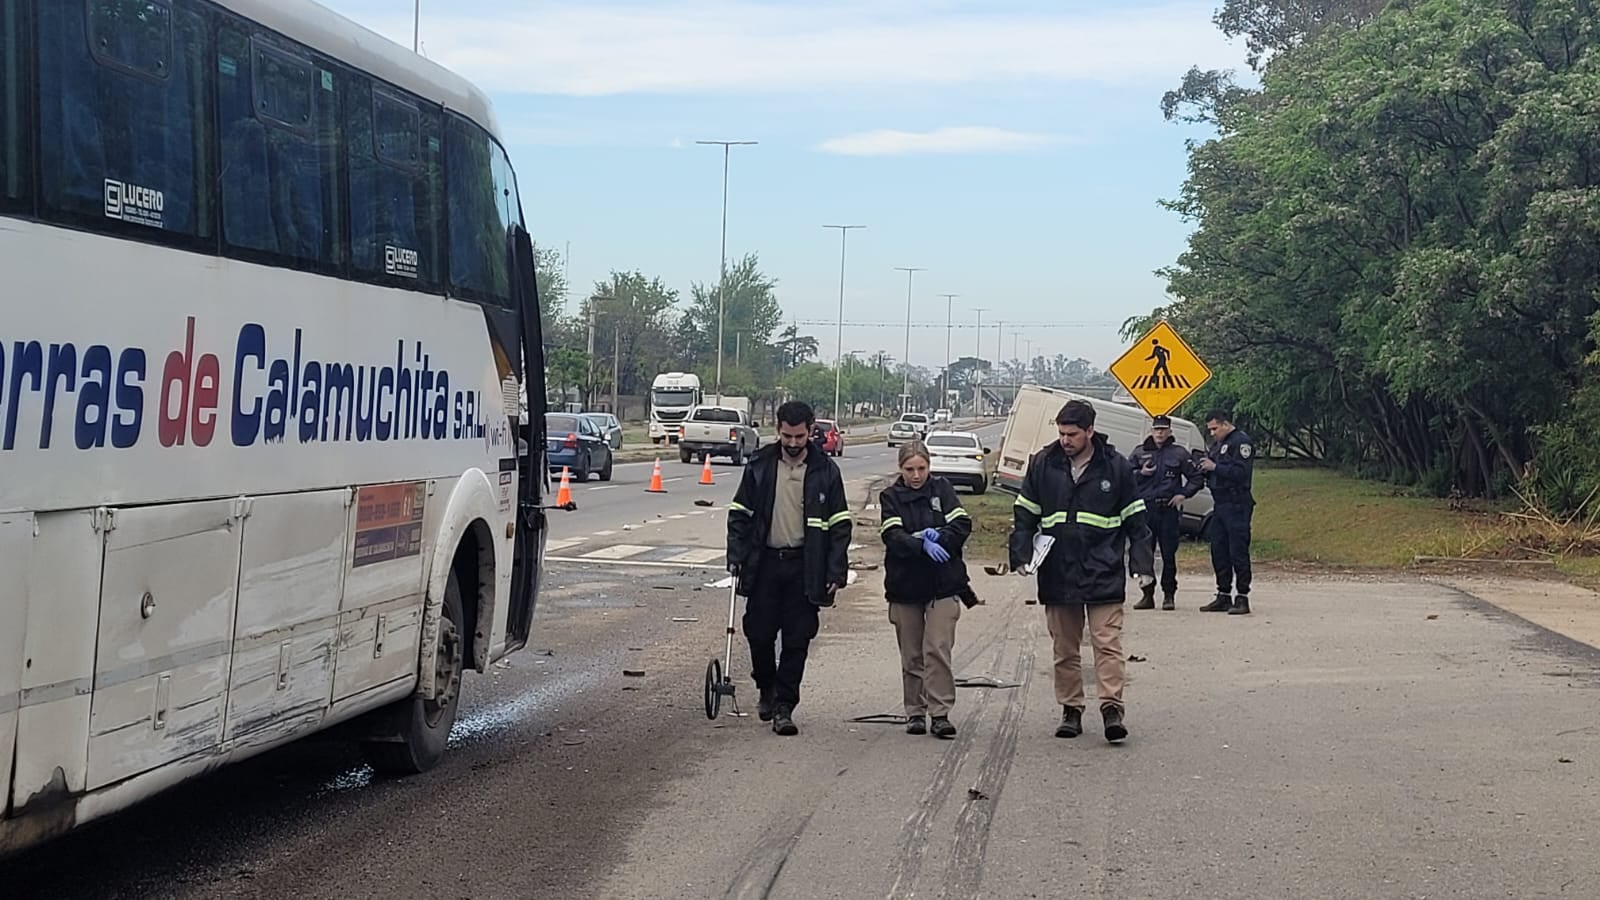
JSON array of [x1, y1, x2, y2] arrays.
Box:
[[0, 516, 30, 818]]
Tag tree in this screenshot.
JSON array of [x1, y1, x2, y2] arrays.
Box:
[[534, 244, 568, 328], [681, 253, 785, 373], [581, 271, 679, 406], [1160, 0, 1600, 501], [772, 325, 820, 371]]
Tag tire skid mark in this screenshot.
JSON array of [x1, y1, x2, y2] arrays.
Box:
[[886, 629, 1015, 900], [938, 619, 1037, 900]]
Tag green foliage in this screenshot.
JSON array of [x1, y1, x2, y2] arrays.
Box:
[[1163, 0, 1600, 499]]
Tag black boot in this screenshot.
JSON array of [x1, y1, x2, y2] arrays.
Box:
[[1200, 593, 1232, 612], [1229, 594, 1252, 615], [1161, 591, 1176, 611], [757, 687, 775, 722], [1101, 704, 1128, 743], [771, 706, 798, 736], [930, 716, 956, 739], [905, 715, 926, 735], [1133, 582, 1155, 610], [1055, 706, 1083, 738]]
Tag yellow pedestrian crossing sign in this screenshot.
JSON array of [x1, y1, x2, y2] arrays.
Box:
[[1108, 321, 1212, 417]]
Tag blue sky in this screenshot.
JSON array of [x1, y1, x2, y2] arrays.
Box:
[[324, 0, 1247, 373]]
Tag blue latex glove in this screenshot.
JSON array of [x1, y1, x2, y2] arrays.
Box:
[[922, 532, 951, 564]]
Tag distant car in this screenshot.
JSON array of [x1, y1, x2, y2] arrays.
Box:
[[899, 412, 931, 438], [546, 412, 614, 482], [934, 408, 952, 423], [581, 412, 624, 450], [887, 419, 918, 448], [925, 430, 990, 494], [814, 419, 844, 456]]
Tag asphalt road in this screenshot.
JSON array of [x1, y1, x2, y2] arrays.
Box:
[[7, 426, 1599, 898]]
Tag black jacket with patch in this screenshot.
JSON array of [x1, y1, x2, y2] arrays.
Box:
[[878, 476, 973, 606], [727, 442, 852, 604], [1206, 429, 1255, 504], [1009, 435, 1153, 606], [1129, 437, 1202, 504]]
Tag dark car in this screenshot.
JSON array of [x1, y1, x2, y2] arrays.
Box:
[[546, 413, 613, 482]]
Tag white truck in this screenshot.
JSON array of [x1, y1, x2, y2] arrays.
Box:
[[649, 372, 704, 444], [994, 385, 1215, 537], [678, 405, 762, 465]]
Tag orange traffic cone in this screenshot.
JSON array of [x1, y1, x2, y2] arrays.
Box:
[[555, 466, 573, 506], [646, 458, 667, 493], [699, 455, 715, 485]]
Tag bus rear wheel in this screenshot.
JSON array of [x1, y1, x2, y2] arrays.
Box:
[[362, 570, 465, 775]]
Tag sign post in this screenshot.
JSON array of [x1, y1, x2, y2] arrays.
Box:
[[1108, 321, 1213, 418]]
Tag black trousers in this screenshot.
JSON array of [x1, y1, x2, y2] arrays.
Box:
[[1210, 501, 1254, 596], [1148, 503, 1182, 595], [743, 551, 820, 708]]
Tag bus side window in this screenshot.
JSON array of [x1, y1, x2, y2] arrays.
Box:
[[36, 0, 211, 240], [347, 73, 441, 289], [217, 25, 345, 271], [445, 115, 510, 306], [0, 0, 30, 211]]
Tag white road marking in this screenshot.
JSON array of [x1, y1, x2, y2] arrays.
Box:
[[545, 537, 584, 553], [579, 544, 655, 560], [546, 556, 722, 570], [592, 530, 617, 537], [659, 548, 725, 564], [668, 514, 688, 520], [588, 485, 617, 492]]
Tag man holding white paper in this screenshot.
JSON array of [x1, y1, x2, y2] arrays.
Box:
[[1010, 400, 1154, 743]]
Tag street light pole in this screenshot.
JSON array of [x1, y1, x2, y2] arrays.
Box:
[[971, 307, 986, 416], [696, 140, 757, 405], [825, 224, 865, 420], [894, 266, 925, 411], [939, 293, 958, 408], [413, 0, 420, 52]]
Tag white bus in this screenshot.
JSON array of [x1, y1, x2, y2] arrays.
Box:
[[0, 0, 551, 855]]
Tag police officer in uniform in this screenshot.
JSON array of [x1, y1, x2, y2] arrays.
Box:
[[1128, 415, 1202, 610], [1197, 409, 1254, 615]]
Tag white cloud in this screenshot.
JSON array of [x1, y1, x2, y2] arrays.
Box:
[[818, 126, 1065, 156], [335, 1, 1245, 97]]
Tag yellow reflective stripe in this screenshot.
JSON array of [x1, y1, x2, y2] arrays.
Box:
[[826, 510, 852, 527], [729, 501, 753, 516], [1075, 511, 1120, 529], [1040, 512, 1069, 528], [1014, 495, 1042, 515], [805, 517, 827, 528], [1120, 499, 1146, 518], [879, 516, 904, 533], [945, 507, 969, 523]]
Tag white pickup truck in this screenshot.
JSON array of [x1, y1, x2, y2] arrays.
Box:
[[678, 405, 761, 465]]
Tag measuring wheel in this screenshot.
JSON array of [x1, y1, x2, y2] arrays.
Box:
[[702, 581, 742, 720]]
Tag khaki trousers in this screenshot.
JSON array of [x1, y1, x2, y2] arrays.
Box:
[[888, 597, 962, 718], [1044, 603, 1125, 710]]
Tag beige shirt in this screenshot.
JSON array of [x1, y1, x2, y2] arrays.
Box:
[[768, 455, 807, 549]]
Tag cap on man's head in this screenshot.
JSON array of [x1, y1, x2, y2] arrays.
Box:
[[1151, 415, 1172, 428]]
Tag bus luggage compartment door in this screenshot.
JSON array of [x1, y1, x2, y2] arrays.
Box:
[[87, 500, 242, 791], [0, 515, 31, 813]]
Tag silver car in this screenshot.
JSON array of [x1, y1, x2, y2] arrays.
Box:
[[581, 412, 624, 450], [925, 430, 990, 494], [887, 419, 919, 447]]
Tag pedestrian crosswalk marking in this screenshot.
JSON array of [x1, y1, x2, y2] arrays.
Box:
[[546, 537, 583, 553], [579, 544, 654, 560], [659, 548, 725, 564]]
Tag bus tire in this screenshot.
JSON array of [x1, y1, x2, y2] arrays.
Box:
[[361, 569, 466, 775]]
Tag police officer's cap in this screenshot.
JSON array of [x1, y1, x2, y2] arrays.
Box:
[[1151, 415, 1172, 428]]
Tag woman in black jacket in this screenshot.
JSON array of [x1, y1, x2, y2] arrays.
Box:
[[879, 441, 976, 739]]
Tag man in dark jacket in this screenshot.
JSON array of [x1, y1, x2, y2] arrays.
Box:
[[727, 401, 852, 736], [1198, 409, 1255, 615], [1128, 415, 1202, 610], [1010, 400, 1154, 743]]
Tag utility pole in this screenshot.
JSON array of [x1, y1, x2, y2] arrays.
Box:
[[895, 267, 925, 411], [612, 329, 620, 416], [413, 0, 420, 52], [826, 224, 866, 420], [939, 293, 958, 407], [696, 140, 757, 405], [972, 307, 986, 416]]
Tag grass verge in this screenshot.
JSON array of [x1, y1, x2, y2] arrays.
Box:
[[960, 465, 1600, 573]]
